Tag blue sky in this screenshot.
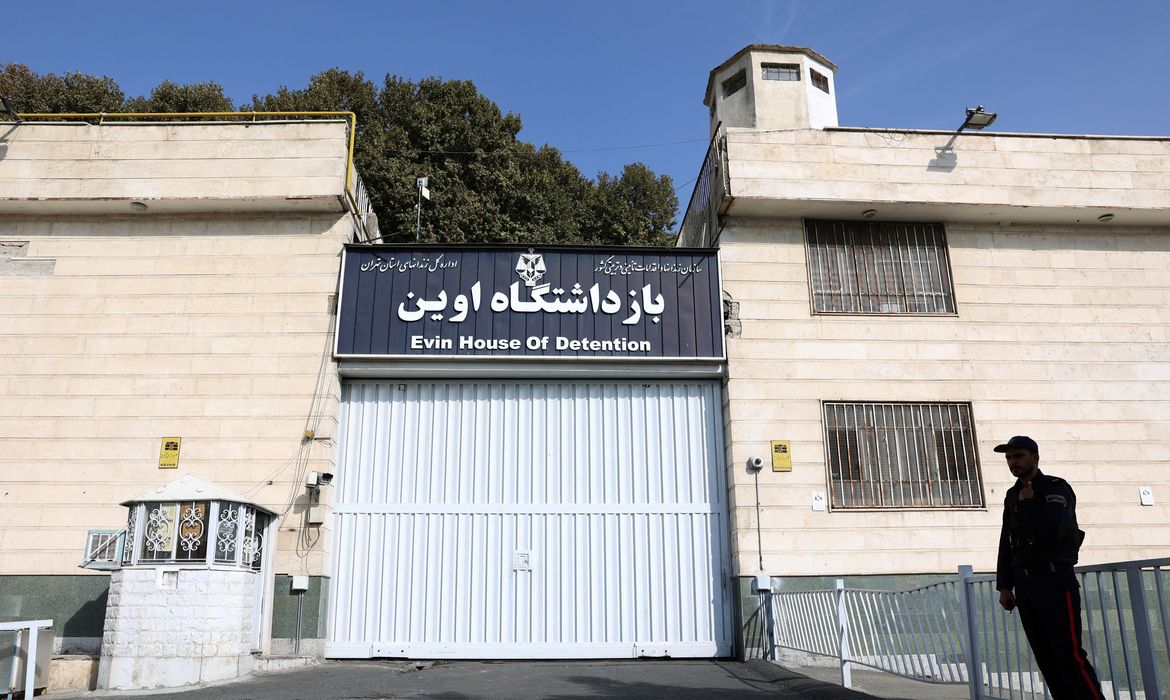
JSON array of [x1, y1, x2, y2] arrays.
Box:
[[6, 0, 1170, 215]]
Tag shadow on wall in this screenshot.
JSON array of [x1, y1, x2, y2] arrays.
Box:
[[926, 147, 958, 172], [0, 123, 16, 160], [66, 589, 109, 639]]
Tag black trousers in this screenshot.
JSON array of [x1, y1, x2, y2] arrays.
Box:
[[1015, 569, 1103, 700]]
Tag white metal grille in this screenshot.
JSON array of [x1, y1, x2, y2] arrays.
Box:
[[127, 501, 268, 568], [823, 402, 984, 509], [328, 380, 732, 659], [806, 220, 957, 314], [80, 529, 124, 570]]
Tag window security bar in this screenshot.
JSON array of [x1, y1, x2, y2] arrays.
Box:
[[823, 402, 985, 509], [806, 220, 957, 315]]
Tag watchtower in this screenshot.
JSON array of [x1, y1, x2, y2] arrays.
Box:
[[704, 44, 838, 134]]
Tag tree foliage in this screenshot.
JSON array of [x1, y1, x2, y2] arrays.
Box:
[[0, 64, 123, 113], [124, 81, 235, 113], [1, 64, 678, 246]]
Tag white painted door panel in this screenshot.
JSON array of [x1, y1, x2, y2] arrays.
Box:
[[328, 381, 730, 659]]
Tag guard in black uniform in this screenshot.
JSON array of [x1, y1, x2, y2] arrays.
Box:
[[995, 435, 1102, 699]]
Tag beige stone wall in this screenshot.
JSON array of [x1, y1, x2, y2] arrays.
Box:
[[725, 128, 1170, 216], [721, 218, 1170, 577], [0, 121, 350, 213], [0, 215, 348, 575]]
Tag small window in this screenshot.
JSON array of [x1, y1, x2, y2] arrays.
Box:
[[806, 220, 957, 315], [824, 402, 984, 510], [722, 70, 747, 98], [81, 529, 125, 570], [762, 63, 800, 81], [810, 69, 830, 94]]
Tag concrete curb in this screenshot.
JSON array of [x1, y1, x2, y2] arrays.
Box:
[[251, 654, 318, 673]]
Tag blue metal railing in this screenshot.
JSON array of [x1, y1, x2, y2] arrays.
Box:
[[346, 170, 379, 242], [678, 128, 724, 248], [747, 557, 1170, 699]]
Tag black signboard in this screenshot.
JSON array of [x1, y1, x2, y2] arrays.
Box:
[[335, 246, 723, 360]]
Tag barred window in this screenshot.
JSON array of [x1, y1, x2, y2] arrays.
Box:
[[806, 220, 957, 314], [823, 402, 984, 509], [130, 500, 267, 569], [82, 529, 124, 570], [722, 70, 747, 97], [810, 69, 830, 93], [762, 63, 800, 81]]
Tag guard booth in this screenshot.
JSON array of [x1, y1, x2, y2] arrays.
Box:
[[96, 474, 275, 690], [327, 245, 733, 659]]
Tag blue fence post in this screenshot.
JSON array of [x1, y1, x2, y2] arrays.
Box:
[[836, 578, 852, 688], [957, 565, 983, 700], [1125, 567, 1163, 699]]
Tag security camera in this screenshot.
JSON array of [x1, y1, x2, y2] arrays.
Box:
[[746, 456, 764, 472], [306, 471, 334, 488]]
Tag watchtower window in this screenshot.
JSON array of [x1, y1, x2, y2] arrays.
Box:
[[722, 70, 747, 97], [810, 69, 830, 94], [762, 63, 800, 81]]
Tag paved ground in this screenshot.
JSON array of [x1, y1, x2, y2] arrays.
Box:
[[52, 659, 892, 700], [784, 663, 969, 700]]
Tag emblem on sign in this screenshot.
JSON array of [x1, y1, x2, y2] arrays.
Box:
[[515, 252, 546, 287]]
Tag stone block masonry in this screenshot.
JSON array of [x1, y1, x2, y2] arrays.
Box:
[[97, 567, 258, 690]]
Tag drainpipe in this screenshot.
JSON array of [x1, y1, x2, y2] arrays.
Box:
[[295, 590, 305, 654]]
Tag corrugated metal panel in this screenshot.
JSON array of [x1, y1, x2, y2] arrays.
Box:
[[327, 380, 731, 659]]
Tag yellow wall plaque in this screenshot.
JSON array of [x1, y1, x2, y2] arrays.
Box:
[[771, 440, 792, 472], [159, 437, 181, 469]]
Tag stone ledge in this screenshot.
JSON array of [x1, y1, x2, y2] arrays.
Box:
[[252, 654, 319, 673], [48, 655, 98, 692]]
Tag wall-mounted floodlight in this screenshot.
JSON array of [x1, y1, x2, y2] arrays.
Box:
[[960, 105, 997, 131], [0, 96, 21, 122], [932, 105, 998, 168]]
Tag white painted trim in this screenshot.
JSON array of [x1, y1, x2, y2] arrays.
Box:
[[325, 641, 730, 660], [337, 360, 725, 380], [333, 503, 723, 515]]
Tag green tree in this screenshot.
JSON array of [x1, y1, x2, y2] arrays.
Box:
[[0, 64, 123, 114], [252, 70, 676, 245], [588, 163, 678, 247], [124, 80, 235, 113]]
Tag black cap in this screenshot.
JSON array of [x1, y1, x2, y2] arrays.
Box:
[[994, 435, 1038, 454]]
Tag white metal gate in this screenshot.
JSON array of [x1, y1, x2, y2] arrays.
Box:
[[327, 380, 732, 659]]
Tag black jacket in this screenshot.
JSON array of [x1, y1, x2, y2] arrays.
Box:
[[996, 471, 1084, 591]]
